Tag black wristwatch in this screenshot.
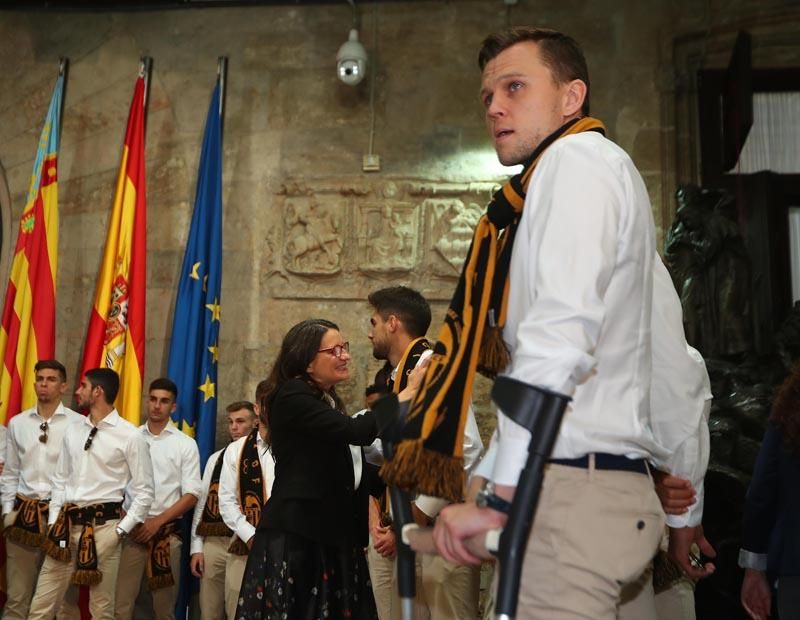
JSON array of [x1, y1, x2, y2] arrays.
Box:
[[475, 481, 511, 514]]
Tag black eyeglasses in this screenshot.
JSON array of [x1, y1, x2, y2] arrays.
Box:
[[318, 342, 350, 359], [39, 422, 49, 444], [84, 426, 98, 451]]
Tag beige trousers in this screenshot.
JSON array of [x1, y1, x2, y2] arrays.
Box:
[[28, 519, 122, 620], [367, 537, 396, 620], [3, 510, 81, 619], [420, 554, 480, 619], [514, 463, 665, 620], [113, 535, 183, 620], [198, 536, 229, 619], [224, 550, 247, 619], [367, 536, 480, 620]]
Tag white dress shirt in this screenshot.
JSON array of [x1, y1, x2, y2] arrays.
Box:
[[649, 255, 712, 527], [49, 409, 154, 534], [481, 254, 713, 527], [122, 422, 202, 518], [492, 131, 660, 485], [1, 402, 83, 514], [190, 447, 225, 555], [218, 432, 275, 545], [0, 424, 6, 464]]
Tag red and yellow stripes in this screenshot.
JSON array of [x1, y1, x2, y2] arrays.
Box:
[[78, 75, 146, 425], [0, 75, 63, 424]]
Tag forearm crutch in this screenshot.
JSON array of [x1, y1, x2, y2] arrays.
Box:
[[372, 394, 418, 620], [488, 376, 570, 620]]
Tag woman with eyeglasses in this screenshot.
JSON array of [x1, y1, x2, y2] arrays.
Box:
[[236, 318, 424, 619]]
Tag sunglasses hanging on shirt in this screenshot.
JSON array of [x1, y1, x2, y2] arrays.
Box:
[[39, 421, 49, 444], [84, 426, 99, 451]]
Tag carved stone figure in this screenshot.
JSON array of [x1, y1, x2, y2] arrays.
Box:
[[283, 198, 343, 274], [664, 185, 753, 357]]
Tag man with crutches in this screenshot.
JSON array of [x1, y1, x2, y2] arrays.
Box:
[[384, 26, 714, 620]]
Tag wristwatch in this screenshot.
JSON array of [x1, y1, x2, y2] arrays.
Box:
[[475, 481, 511, 515], [115, 526, 128, 539]]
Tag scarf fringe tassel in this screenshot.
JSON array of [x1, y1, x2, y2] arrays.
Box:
[[3, 526, 44, 549], [196, 522, 232, 538], [42, 537, 71, 562], [72, 569, 102, 586], [228, 537, 249, 556], [380, 439, 464, 503], [148, 574, 175, 591], [478, 325, 511, 379]]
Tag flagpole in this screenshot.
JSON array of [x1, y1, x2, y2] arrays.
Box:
[[217, 56, 227, 140], [140, 56, 153, 127], [57, 57, 68, 151]]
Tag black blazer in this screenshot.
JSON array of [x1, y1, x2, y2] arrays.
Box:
[[742, 422, 800, 577], [260, 378, 378, 548]]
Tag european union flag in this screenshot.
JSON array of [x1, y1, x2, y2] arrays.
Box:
[[167, 80, 222, 468], [168, 78, 223, 619]]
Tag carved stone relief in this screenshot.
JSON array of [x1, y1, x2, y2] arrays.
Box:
[[356, 202, 419, 272], [267, 179, 498, 301], [282, 196, 344, 275]]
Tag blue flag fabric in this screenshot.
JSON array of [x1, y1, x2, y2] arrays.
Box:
[[167, 81, 222, 620], [167, 82, 222, 468]]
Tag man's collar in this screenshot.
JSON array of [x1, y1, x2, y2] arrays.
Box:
[[85, 409, 120, 427], [142, 420, 178, 436], [31, 401, 68, 418]]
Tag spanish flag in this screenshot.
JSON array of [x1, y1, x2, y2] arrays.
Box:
[[78, 69, 146, 424], [0, 72, 64, 425]]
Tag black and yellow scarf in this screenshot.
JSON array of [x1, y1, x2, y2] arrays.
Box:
[[3, 494, 49, 548], [147, 520, 180, 590], [380, 117, 606, 501], [195, 453, 233, 538], [43, 502, 122, 586], [228, 429, 267, 555]]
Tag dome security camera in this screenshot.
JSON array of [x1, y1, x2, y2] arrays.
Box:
[[337, 29, 367, 86]]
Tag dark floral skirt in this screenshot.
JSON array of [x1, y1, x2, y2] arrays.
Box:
[[235, 528, 378, 620]]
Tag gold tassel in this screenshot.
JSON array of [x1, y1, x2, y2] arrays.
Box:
[[380, 439, 465, 503], [228, 537, 249, 556], [478, 324, 511, 379], [148, 573, 176, 591], [71, 569, 103, 586], [3, 526, 44, 548], [42, 536, 72, 562]]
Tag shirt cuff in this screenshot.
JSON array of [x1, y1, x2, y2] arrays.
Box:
[[415, 495, 448, 519], [235, 522, 255, 545], [190, 537, 204, 555], [2, 501, 14, 515], [118, 514, 138, 534], [738, 549, 768, 571], [491, 414, 530, 486]]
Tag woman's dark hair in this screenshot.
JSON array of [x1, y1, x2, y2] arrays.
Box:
[[260, 319, 345, 445], [770, 365, 800, 453]]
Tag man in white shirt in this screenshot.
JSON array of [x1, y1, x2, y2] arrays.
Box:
[[189, 399, 260, 619], [218, 401, 274, 620], [114, 377, 202, 620], [0, 360, 82, 619], [28, 368, 155, 620], [432, 28, 711, 619], [366, 286, 484, 620]]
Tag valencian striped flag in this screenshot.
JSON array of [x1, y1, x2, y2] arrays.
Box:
[[78, 70, 147, 424], [0, 72, 64, 425], [167, 77, 222, 467]]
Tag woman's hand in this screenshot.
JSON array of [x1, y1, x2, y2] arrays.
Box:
[[398, 355, 431, 402]]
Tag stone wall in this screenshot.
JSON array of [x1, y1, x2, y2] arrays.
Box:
[[0, 0, 797, 448]]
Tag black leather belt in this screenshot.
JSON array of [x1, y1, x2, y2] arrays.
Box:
[[68, 502, 122, 526], [549, 453, 648, 475]]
